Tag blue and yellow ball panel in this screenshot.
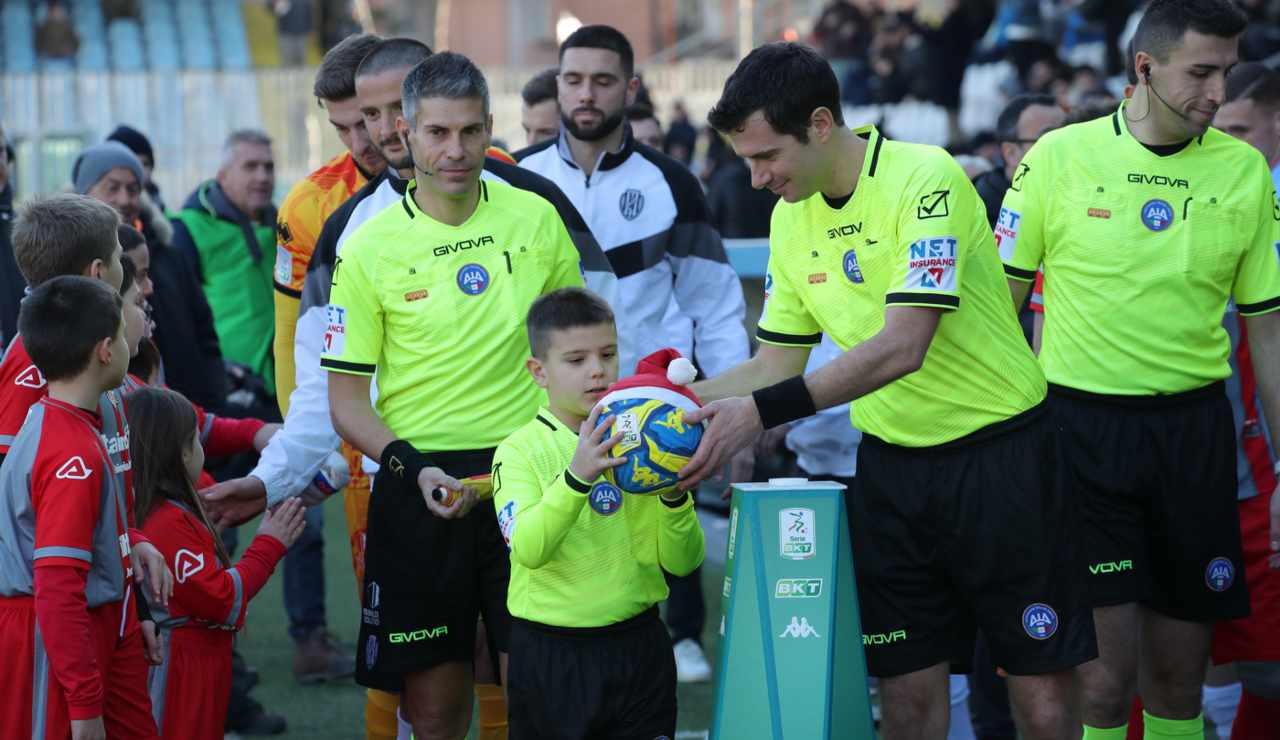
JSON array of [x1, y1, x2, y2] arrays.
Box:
[[595, 397, 704, 496]]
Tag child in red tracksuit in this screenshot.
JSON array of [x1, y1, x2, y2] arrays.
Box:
[[127, 386, 305, 740], [0, 276, 168, 740]]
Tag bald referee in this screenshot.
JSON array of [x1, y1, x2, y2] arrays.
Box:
[[999, 2, 1280, 738]]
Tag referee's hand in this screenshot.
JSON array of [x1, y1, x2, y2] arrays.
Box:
[[678, 396, 763, 491], [419, 467, 476, 519]]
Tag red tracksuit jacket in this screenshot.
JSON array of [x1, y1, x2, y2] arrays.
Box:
[[141, 501, 286, 739]]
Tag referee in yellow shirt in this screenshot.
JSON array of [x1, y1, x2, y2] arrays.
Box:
[[322, 52, 584, 740], [683, 43, 1095, 739], [999, 3, 1280, 738]]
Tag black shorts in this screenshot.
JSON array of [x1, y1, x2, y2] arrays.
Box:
[[853, 403, 1096, 678], [507, 607, 676, 740], [1050, 382, 1249, 622], [356, 448, 511, 692]]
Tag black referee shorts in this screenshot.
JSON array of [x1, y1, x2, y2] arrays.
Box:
[[507, 607, 676, 740], [852, 402, 1096, 678], [1049, 382, 1249, 622], [355, 447, 511, 692]]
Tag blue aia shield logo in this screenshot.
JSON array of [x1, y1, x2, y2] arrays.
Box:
[[842, 249, 864, 283], [1022, 603, 1058, 640], [589, 482, 623, 516], [456, 263, 489, 295], [1205, 557, 1234, 592], [1141, 199, 1174, 231]]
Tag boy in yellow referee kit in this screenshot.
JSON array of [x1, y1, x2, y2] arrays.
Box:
[[492, 287, 705, 740]]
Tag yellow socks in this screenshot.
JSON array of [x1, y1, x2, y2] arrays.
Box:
[[474, 683, 508, 740], [1082, 724, 1130, 740], [365, 688, 400, 740], [1142, 711, 1203, 740]]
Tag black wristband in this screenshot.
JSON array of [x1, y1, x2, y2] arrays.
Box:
[[752, 375, 817, 429], [563, 469, 592, 494], [661, 491, 691, 508], [381, 440, 434, 485]]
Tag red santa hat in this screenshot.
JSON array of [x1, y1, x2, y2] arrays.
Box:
[[598, 348, 702, 412]]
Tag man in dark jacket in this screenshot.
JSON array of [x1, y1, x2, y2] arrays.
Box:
[[73, 140, 230, 411], [972, 93, 1064, 228]]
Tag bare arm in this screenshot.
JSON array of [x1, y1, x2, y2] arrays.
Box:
[[1243, 311, 1280, 567], [691, 342, 811, 403], [327, 372, 395, 461]]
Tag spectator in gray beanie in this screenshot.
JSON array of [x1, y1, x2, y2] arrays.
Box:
[[72, 141, 145, 223]]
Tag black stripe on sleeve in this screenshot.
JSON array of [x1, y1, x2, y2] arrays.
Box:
[[563, 469, 592, 493], [273, 282, 302, 299], [885, 292, 960, 309], [756, 327, 822, 346], [1237, 296, 1280, 316], [1003, 264, 1037, 281], [867, 131, 884, 177], [319, 358, 377, 375], [1112, 112, 1121, 136]]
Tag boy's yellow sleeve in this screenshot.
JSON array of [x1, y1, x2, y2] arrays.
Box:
[[492, 440, 588, 570], [656, 493, 704, 577]]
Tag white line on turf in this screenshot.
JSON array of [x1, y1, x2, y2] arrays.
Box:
[[675, 732, 709, 739]]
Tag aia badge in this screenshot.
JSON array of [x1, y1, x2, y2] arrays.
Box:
[[456, 263, 489, 295], [1141, 199, 1174, 232], [1205, 557, 1235, 592], [588, 481, 622, 516], [1022, 603, 1058, 640], [842, 249, 864, 284], [619, 188, 645, 221]]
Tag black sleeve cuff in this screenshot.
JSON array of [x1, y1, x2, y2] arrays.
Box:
[[380, 440, 435, 485], [661, 491, 692, 508], [563, 469, 592, 493]]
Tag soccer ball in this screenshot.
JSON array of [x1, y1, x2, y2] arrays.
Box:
[[596, 397, 703, 496]]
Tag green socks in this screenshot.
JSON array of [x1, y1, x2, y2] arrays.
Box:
[[1082, 724, 1129, 740], [1143, 711, 1204, 739]]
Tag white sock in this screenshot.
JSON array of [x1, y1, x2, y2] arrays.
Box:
[[397, 706, 415, 740], [948, 675, 976, 740], [1203, 681, 1242, 740]]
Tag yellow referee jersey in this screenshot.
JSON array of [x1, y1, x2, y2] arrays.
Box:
[[492, 409, 704, 628], [1000, 104, 1280, 395], [758, 125, 1045, 447], [320, 179, 584, 451]]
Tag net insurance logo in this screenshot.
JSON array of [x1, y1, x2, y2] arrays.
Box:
[[779, 508, 816, 560]]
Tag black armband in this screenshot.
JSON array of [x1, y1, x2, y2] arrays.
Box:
[[661, 491, 691, 508], [752, 375, 818, 429], [381, 440, 434, 485]]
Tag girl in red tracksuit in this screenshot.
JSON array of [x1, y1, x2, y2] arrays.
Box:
[[126, 387, 306, 740]]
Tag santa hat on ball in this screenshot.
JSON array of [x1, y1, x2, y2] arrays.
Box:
[[598, 348, 703, 412]]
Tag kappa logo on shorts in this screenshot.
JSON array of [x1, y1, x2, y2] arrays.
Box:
[[1205, 557, 1235, 592], [1022, 603, 1058, 640], [365, 635, 378, 668], [15, 364, 45, 389], [174, 549, 205, 584], [55, 456, 91, 480], [1141, 199, 1174, 231], [456, 263, 489, 295], [589, 482, 622, 516]]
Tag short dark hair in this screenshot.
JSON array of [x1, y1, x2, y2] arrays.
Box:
[[559, 25, 634, 79], [355, 37, 432, 81], [1132, 0, 1248, 64], [19, 276, 123, 382], [708, 42, 844, 142], [625, 104, 658, 123], [996, 94, 1058, 141], [401, 51, 489, 128], [527, 288, 615, 359], [119, 252, 136, 296], [118, 223, 145, 253], [1227, 62, 1280, 108], [521, 67, 559, 106], [313, 33, 383, 101], [13, 194, 120, 287]]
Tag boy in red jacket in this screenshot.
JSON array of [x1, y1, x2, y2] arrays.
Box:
[[0, 276, 168, 740]]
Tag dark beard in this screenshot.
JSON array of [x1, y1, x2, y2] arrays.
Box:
[[561, 108, 624, 142]]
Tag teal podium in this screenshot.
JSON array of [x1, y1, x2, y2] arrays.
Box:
[[711, 479, 875, 740]]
